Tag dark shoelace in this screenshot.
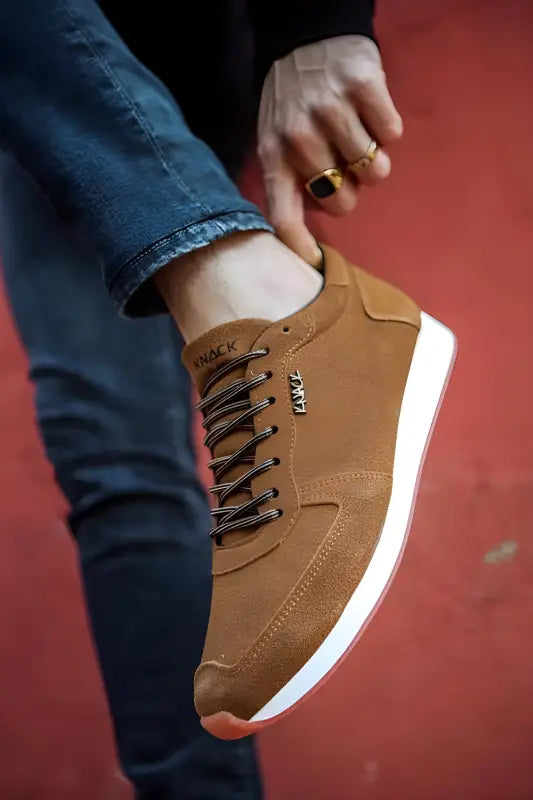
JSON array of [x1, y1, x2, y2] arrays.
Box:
[[197, 348, 282, 542]]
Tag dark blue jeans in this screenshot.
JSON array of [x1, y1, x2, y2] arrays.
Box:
[[0, 1, 272, 798]]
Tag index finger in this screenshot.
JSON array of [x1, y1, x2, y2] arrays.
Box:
[[260, 141, 322, 265]]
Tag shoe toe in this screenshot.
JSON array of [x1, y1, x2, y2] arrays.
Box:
[[194, 660, 246, 720]]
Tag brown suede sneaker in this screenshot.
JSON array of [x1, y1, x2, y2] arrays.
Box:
[[182, 245, 456, 740]]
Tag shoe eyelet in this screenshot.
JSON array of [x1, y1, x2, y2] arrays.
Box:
[[266, 370, 273, 379], [272, 457, 281, 466], [270, 425, 279, 434], [282, 326, 290, 334], [269, 396, 276, 405], [271, 488, 279, 498]]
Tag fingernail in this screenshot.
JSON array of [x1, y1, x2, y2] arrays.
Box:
[[312, 245, 323, 269]]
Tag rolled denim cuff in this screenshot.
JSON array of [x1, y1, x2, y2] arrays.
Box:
[[108, 208, 274, 317]]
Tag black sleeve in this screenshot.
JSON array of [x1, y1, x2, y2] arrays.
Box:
[[248, 0, 376, 86]]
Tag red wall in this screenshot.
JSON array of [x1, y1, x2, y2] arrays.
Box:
[[1, 0, 532, 797]]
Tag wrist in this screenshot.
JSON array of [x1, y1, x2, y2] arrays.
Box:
[[252, 1, 377, 88]]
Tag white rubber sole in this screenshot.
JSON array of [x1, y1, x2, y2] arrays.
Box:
[[250, 312, 456, 723]]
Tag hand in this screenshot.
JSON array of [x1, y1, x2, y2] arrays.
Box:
[[257, 35, 403, 265]]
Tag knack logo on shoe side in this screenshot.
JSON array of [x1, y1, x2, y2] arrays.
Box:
[[289, 370, 307, 414]]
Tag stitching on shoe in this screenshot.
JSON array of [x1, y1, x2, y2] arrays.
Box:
[[218, 471, 391, 676], [300, 470, 392, 496], [280, 319, 315, 540], [252, 317, 315, 543]]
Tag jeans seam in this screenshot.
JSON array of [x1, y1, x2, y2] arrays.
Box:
[[60, 0, 212, 216], [108, 209, 272, 301], [154, 316, 191, 454]]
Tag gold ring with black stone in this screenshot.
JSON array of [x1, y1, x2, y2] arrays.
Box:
[[348, 139, 379, 173], [305, 168, 344, 200]]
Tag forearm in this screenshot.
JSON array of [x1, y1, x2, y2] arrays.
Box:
[[247, 0, 376, 84]]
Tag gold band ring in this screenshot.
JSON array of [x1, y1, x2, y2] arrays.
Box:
[[348, 140, 379, 172], [305, 167, 344, 200]]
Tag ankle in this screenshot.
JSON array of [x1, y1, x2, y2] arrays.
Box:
[[155, 232, 323, 343]]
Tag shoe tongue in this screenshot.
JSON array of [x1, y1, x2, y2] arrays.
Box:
[[182, 319, 271, 392], [183, 318, 272, 547]]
